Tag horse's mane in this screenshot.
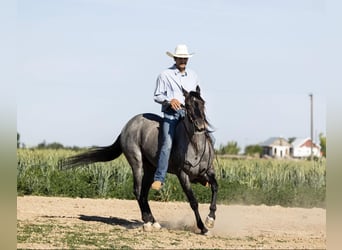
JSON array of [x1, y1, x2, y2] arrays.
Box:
[[188, 90, 205, 103], [186, 90, 214, 133]]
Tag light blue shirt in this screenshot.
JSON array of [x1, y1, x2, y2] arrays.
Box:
[[154, 64, 200, 112]]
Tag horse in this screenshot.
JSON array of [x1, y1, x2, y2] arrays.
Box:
[[59, 86, 218, 234]]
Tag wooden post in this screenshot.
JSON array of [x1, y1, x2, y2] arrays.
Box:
[[309, 93, 313, 161]]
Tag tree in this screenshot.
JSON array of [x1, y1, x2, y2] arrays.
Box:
[[244, 144, 263, 157], [288, 137, 296, 144], [46, 142, 64, 150], [17, 132, 20, 148], [36, 141, 65, 149], [37, 140, 47, 149], [319, 133, 326, 157], [217, 141, 240, 155]]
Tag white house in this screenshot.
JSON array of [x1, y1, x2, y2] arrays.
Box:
[[290, 137, 321, 158], [260, 137, 291, 158]]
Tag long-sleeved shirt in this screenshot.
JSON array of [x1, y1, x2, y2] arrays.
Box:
[[153, 64, 200, 113]]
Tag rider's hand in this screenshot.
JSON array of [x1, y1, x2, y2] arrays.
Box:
[[170, 99, 182, 111]]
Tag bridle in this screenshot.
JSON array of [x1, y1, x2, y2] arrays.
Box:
[[183, 129, 211, 169], [181, 105, 213, 170]]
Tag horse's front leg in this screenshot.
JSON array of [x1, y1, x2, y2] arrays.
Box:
[[178, 170, 208, 234], [205, 168, 218, 228]]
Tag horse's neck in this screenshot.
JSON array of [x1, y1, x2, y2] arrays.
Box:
[[177, 120, 207, 152], [176, 122, 213, 171]]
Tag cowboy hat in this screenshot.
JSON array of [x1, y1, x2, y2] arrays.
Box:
[[166, 44, 194, 58]]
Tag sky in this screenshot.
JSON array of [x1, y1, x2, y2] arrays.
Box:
[[17, 0, 329, 152]]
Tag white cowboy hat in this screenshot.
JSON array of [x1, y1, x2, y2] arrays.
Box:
[[166, 44, 194, 58]]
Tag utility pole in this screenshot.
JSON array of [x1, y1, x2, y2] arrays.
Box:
[[309, 93, 313, 161]]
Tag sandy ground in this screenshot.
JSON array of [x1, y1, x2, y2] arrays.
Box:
[[17, 196, 326, 249]]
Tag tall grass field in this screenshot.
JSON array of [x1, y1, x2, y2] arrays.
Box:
[[17, 149, 326, 208]]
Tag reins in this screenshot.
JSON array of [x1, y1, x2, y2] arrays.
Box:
[[181, 90, 214, 172], [182, 119, 213, 170]]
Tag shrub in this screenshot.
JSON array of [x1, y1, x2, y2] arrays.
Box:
[[17, 149, 326, 207]]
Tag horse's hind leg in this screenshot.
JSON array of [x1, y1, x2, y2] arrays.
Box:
[[125, 153, 154, 223], [139, 164, 162, 231], [125, 148, 159, 231], [138, 164, 155, 223], [178, 170, 208, 234]]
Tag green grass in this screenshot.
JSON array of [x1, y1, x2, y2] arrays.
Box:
[[17, 148, 326, 207]]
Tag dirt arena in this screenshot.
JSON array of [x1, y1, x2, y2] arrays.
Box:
[[17, 196, 326, 249]]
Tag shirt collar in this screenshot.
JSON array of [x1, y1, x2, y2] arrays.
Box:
[[172, 64, 187, 76]]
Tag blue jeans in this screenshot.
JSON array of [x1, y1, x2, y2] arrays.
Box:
[[154, 109, 185, 183]]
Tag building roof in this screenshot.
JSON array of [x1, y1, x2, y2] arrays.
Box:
[[260, 137, 291, 147], [291, 137, 321, 149]]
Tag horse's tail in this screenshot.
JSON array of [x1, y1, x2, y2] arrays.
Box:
[[59, 135, 122, 170]]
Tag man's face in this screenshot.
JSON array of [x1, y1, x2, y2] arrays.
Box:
[[174, 57, 188, 72]]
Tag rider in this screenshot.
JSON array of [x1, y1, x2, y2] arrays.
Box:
[[151, 44, 201, 191]]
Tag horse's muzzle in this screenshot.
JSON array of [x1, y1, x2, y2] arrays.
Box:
[[194, 120, 206, 132]]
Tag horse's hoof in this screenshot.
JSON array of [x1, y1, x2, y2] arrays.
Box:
[[152, 222, 162, 230], [205, 216, 215, 228], [143, 221, 162, 232], [200, 227, 210, 235], [143, 222, 153, 232], [203, 230, 211, 236]]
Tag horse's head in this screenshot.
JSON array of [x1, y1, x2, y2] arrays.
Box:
[[182, 85, 209, 133]]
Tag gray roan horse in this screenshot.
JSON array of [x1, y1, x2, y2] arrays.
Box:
[[60, 86, 218, 234]]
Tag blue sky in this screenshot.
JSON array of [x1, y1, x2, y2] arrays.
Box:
[[17, 0, 328, 151]]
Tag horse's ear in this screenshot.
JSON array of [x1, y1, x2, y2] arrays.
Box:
[[196, 85, 201, 95], [182, 87, 189, 97]]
